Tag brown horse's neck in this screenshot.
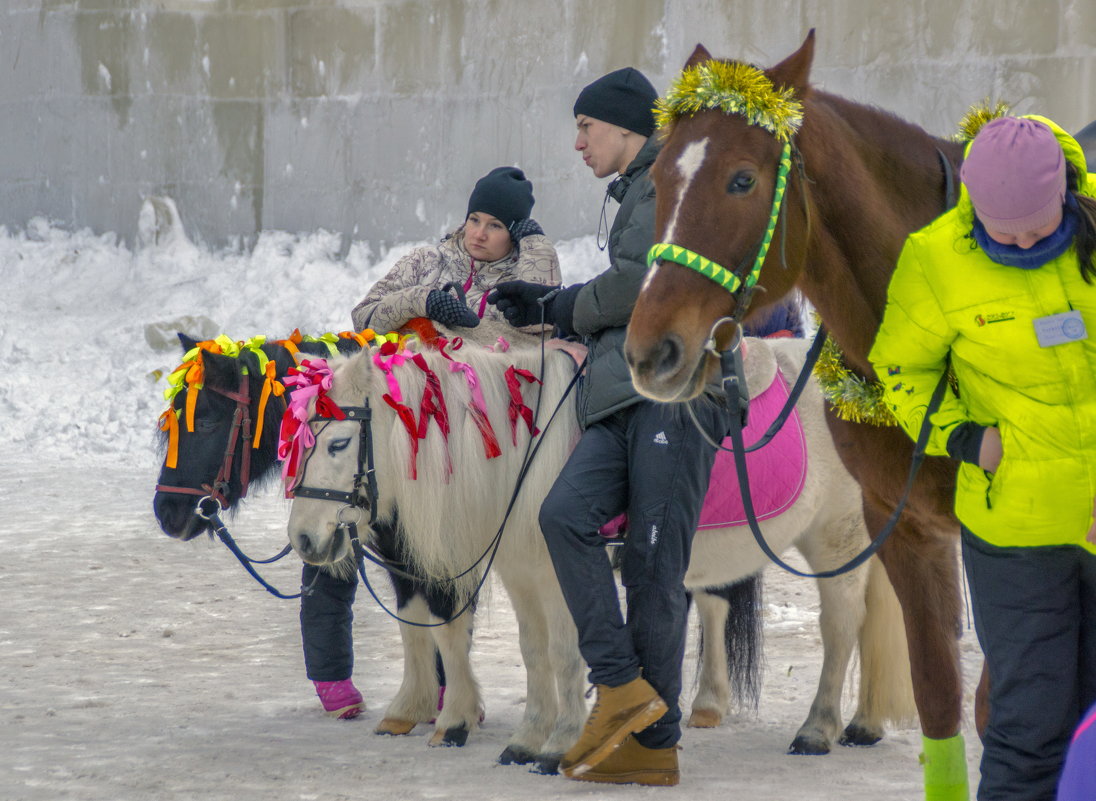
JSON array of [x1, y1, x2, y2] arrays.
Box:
[[793, 91, 964, 376]]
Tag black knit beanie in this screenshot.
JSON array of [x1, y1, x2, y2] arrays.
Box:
[[573, 67, 658, 137], [466, 167, 535, 229]]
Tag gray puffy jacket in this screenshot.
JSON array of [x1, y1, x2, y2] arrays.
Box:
[[571, 135, 661, 427]]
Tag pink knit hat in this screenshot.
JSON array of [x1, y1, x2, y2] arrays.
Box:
[[960, 117, 1066, 234]]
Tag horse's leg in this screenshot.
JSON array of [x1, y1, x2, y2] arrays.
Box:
[[426, 598, 481, 748], [376, 592, 442, 736], [867, 505, 964, 740], [688, 578, 764, 728], [534, 581, 586, 774], [787, 517, 868, 755], [974, 661, 990, 742], [689, 588, 731, 728], [841, 555, 916, 747], [493, 563, 561, 768]]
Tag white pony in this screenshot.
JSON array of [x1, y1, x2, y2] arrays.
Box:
[[286, 322, 914, 768]]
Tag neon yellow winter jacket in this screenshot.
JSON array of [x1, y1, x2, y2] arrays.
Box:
[[869, 116, 1096, 553]]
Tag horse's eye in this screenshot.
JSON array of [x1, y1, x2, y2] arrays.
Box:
[[328, 437, 352, 455], [727, 172, 756, 195]]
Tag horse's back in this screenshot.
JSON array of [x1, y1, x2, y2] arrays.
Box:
[[1075, 119, 1096, 167]]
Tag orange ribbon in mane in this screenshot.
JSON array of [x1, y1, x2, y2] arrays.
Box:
[[254, 359, 286, 447]]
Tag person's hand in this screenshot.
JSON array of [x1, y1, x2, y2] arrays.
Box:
[[508, 218, 544, 244], [978, 426, 1003, 472], [486, 281, 560, 327], [425, 289, 480, 328]]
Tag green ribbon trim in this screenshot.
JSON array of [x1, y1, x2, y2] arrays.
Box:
[[647, 141, 792, 297], [647, 242, 741, 291]]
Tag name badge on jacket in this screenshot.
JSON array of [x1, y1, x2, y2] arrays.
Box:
[[1034, 310, 1088, 347]]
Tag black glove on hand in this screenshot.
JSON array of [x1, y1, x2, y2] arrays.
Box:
[[508, 218, 545, 243], [486, 280, 560, 327], [425, 288, 480, 328]]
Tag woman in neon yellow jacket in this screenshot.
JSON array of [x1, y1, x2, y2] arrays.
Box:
[[870, 116, 1096, 801]]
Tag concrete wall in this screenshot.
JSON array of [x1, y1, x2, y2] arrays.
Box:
[[1, 0, 1093, 252]]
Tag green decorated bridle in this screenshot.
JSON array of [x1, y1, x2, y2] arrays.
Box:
[[646, 60, 804, 326], [647, 141, 793, 302]]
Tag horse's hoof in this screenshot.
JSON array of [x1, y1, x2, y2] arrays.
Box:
[[375, 717, 416, 736], [839, 723, 883, 747], [687, 708, 723, 728], [788, 735, 831, 755], [531, 754, 561, 775], [429, 724, 469, 747], [497, 745, 537, 765]]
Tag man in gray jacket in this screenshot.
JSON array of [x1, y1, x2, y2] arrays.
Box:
[[488, 68, 729, 786]]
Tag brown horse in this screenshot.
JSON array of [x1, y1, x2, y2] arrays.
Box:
[[624, 30, 974, 782]]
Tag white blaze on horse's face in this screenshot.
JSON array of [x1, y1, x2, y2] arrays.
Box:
[[286, 419, 363, 566], [642, 137, 710, 294]]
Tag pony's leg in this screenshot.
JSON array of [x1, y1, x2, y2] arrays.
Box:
[[534, 580, 586, 774], [841, 556, 915, 747], [493, 566, 560, 767], [687, 578, 763, 729], [689, 589, 731, 728], [787, 516, 870, 755], [427, 604, 482, 747], [376, 593, 442, 736]]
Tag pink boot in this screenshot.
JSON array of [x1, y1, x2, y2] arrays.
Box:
[[313, 679, 364, 720]]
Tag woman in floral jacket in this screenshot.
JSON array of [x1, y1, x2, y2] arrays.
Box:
[[351, 166, 561, 333], [306, 167, 560, 722]]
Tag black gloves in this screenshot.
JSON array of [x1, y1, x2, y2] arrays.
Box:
[[508, 218, 545, 243], [486, 281, 583, 336], [425, 288, 480, 328], [487, 281, 559, 327]]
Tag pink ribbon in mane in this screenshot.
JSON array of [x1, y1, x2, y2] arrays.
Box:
[[277, 358, 344, 491], [373, 340, 421, 479], [439, 338, 502, 460]]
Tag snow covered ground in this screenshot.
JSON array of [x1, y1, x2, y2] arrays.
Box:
[[0, 214, 986, 800]]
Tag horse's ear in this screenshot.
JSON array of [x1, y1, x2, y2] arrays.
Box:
[[178, 332, 200, 353], [684, 43, 712, 69], [265, 343, 297, 377], [201, 349, 238, 388], [768, 29, 815, 97]]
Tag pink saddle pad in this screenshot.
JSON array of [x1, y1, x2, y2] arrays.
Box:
[[599, 370, 807, 536]]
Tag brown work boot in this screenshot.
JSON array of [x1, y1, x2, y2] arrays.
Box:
[[572, 734, 680, 786], [559, 677, 668, 778]]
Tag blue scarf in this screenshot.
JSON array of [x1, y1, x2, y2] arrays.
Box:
[[971, 196, 1079, 269]]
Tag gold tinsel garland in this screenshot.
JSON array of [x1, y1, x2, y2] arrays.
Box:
[[812, 335, 897, 427], [954, 99, 1011, 142], [654, 60, 803, 142]]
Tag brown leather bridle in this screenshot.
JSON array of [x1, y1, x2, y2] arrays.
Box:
[[155, 373, 255, 511]]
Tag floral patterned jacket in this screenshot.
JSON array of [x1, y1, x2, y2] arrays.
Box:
[[351, 227, 561, 334]]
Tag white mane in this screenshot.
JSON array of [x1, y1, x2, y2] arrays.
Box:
[[326, 322, 576, 600]]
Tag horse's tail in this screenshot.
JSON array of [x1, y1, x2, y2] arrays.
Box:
[[856, 557, 917, 726], [695, 574, 764, 711]]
